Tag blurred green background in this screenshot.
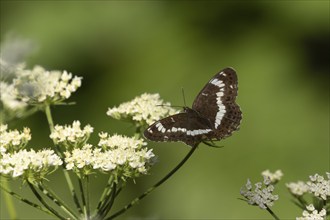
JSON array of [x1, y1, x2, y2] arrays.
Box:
[[1, 1, 329, 219]]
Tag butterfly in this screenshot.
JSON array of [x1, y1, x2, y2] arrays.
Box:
[[144, 67, 242, 147]]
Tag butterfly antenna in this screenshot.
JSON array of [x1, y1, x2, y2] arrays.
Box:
[[181, 87, 187, 107]]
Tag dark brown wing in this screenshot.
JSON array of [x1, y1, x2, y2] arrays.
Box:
[[144, 108, 213, 147], [192, 67, 242, 140]]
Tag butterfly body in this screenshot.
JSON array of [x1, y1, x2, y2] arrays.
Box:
[[144, 67, 242, 147]]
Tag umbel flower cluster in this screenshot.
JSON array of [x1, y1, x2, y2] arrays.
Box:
[[0, 121, 156, 181], [63, 132, 155, 180], [287, 173, 330, 203], [50, 120, 94, 149], [240, 170, 329, 220], [0, 124, 31, 153], [13, 65, 82, 104], [0, 125, 62, 181], [240, 175, 279, 209], [107, 93, 178, 128], [296, 204, 326, 220], [0, 149, 62, 180], [0, 60, 82, 123]]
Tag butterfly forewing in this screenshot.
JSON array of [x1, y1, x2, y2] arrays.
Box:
[[192, 67, 241, 140]]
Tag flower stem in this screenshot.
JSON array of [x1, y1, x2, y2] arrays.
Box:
[[0, 183, 55, 217], [44, 104, 55, 133], [38, 183, 78, 219], [28, 181, 66, 220], [96, 176, 114, 210], [44, 104, 83, 214], [106, 143, 199, 220], [78, 177, 88, 219], [266, 206, 280, 220], [85, 176, 91, 220], [100, 182, 117, 219], [1, 179, 17, 219]]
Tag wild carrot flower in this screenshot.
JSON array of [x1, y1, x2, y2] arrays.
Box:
[[296, 204, 326, 220], [0, 149, 62, 181], [64, 133, 155, 181], [50, 121, 93, 149], [0, 124, 31, 154], [0, 81, 28, 122], [107, 93, 178, 128], [307, 173, 330, 200], [240, 176, 279, 209], [98, 133, 155, 175], [286, 181, 309, 196], [13, 65, 82, 105], [0, 81, 27, 111], [262, 169, 283, 184]]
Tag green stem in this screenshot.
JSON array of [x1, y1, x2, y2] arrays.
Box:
[[98, 179, 117, 218], [78, 177, 88, 219], [96, 176, 114, 210], [38, 183, 78, 219], [0, 183, 55, 217], [85, 176, 90, 220], [106, 143, 199, 220], [65, 170, 84, 215], [297, 195, 308, 208], [44, 104, 55, 133], [1, 179, 17, 219], [28, 182, 66, 220], [266, 206, 280, 220], [44, 104, 83, 214], [100, 182, 117, 219]]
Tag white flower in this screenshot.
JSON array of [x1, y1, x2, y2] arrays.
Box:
[[240, 176, 279, 209], [0, 124, 31, 154], [0, 149, 62, 179], [98, 133, 146, 150], [13, 65, 82, 104], [107, 93, 178, 127], [64, 134, 156, 179], [262, 169, 283, 183], [50, 121, 93, 148], [0, 81, 27, 111], [64, 144, 94, 171], [286, 181, 309, 196], [296, 204, 326, 220], [307, 173, 330, 200]]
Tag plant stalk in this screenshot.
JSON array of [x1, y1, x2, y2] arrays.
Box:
[[106, 143, 198, 220]]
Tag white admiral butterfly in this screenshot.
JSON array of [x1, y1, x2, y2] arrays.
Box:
[[144, 67, 242, 147]]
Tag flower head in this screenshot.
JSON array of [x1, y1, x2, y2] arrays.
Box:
[[296, 204, 326, 220], [107, 93, 178, 128], [64, 134, 156, 181], [14, 65, 82, 104], [240, 176, 279, 209], [50, 121, 93, 149], [307, 173, 329, 200], [0, 149, 62, 182], [0, 81, 28, 122], [286, 181, 309, 196], [0, 124, 31, 154], [261, 169, 283, 184]]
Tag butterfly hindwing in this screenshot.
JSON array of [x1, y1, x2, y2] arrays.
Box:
[[144, 108, 213, 147]]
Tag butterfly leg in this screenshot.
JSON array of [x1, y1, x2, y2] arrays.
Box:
[[201, 140, 224, 148]]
